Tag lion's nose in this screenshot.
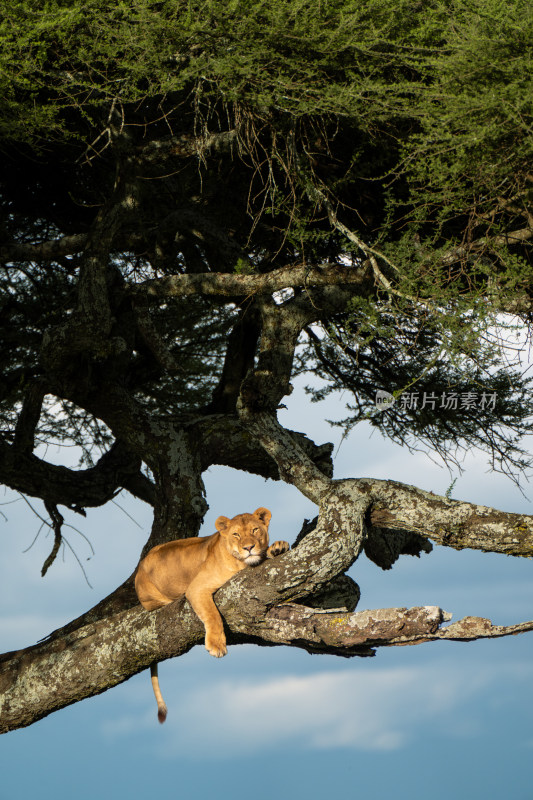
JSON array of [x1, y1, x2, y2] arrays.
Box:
[[243, 545, 254, 553]]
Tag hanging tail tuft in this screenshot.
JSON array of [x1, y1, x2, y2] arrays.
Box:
[[150, 663, 168, 724]]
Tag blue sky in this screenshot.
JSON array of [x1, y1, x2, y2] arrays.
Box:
[[1, 377, 533, 800]]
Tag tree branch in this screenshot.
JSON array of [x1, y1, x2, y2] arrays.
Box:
[[2, 591, 531, 733], [41, 502, 64, 577], [0, 487, 364, 732], [0, 438, 146, 513], [0, 234, 88, 265], [256, 604, 533, 652], [41, 159, 140, 372], [236, 411, 331, 503], [441, 225, 533, 265], [197, 415, 333, 480], [13, 381, 45, 454], [137, 130, 238, 166], [360, 477, 533, 556], [130, 262, 372, 301], [202, 304, 261, 414], [234, 293, 333, 501], [132, 302, 182, 374]]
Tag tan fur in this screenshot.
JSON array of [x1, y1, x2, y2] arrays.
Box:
[[135, 507, 289, 722]]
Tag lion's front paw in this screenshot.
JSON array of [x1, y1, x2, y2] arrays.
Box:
[[205, 633, 228, 658], [267, 540, 290, 558]]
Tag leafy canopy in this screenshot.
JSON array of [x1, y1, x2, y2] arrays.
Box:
[[1, 0, 532, 475]]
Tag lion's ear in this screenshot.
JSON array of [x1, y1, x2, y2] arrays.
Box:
[[253, 507, 271, 526], [215, 516, 231, 532]]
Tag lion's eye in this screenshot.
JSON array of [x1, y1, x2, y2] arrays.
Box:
[[232, 532, 240, 538], [252, 527, 259, 534]]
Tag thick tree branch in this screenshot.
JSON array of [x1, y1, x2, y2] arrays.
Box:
[[13, 381, 45, 454], [203, 304, 261, 413], [0, 231, 151, 266], [41, 384, 208, 548], [132, 302, 182, 374], [297, 515, 434, 570], [257, 605, 533, 651], [0, 438, 146, 513], [235, 293, 332, 502], [137, 130, 237, 165], [143, 422, 208, 551], [130, 262, 372, 301], [236, 411, 331, 503], [121, 471, 156, 507], [197, 415, 333, 480], [359, 477, 533, 556], [2, 592, 531, 733], [81, 400, 210, 549], [0, 489, 367, 732], [0, 233, 88, 265], [252, 295, 312, 409]]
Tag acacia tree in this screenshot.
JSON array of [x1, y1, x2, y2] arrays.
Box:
[[1, 0, 533, 733]]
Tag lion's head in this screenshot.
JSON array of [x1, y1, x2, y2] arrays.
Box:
[[215, 507, 272, 566]]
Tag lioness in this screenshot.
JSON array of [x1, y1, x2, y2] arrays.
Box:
[[135, 507, 289, 722]]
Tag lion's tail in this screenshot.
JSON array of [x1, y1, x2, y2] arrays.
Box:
[[150, 662, 168, 724]]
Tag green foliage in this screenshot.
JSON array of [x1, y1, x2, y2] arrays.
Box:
[[445, 478, 457, 499], [233, 258, 254, 275], [2, 0, 531, 253], [1, 0, 532, 473], [297, 303, 533, 478]]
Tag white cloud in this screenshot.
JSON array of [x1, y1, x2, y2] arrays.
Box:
[[106, 661, 529, 758], [192, 667, 469, 753]]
